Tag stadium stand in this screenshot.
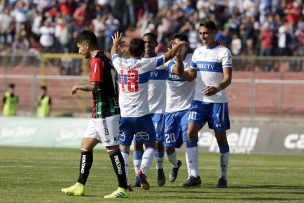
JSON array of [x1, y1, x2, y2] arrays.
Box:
[[0, 0, 303, 56]]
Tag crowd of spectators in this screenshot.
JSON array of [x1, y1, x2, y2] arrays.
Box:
[[0, 0, 303, 59]]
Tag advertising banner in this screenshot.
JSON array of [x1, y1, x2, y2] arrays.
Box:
[[0, 117, 303, 155]]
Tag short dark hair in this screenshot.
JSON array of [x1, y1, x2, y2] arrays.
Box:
[[172, 33, 189, 43], [199, 21, 217, 31], [75, 30, 98, 49], [129, 38, 145, 58], [40, 85, 47, 91], [8, 83, 15, 88], [143, 32, 157, 43]]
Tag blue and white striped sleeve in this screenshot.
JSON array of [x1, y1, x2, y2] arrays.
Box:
[[190, 52, 198, 70], [155, 55, 165, 68], [222, 49, 233, 68], [111, 54, 120, 62]]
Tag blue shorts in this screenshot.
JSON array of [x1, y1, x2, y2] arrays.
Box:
[[188, 100, 230, 131], [151, 113, 164, 142], [164, 109, 189, 148], [119, 114, 156, 146]]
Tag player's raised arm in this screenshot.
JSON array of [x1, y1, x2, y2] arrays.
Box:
[[171, 44, 197, 82], [163, 41, 188, 63], [111, 31, 123, 57]]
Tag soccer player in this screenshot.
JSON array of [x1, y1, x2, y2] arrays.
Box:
[[181, 21, 232, 188], [111, 32, 185, 190], [61, 30, 128, 199], [163, 33, 196, 183], [133, 32, 167, 187]]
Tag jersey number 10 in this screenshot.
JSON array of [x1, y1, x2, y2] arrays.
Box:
[[120, 69, 139, 92]]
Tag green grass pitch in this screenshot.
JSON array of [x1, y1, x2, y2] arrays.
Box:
[[0, 147, 303, 203]]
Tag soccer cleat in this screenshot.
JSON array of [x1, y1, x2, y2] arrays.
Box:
[[157, 168, 166, 186], [169, 160, 182, 182], [216, 177, 228, 188], [104, 187, 128, 199], [181, 176, 201, 188], [136, 170, 150, 190], [61, 182, 85, 196], [132, 176, 141, 187]]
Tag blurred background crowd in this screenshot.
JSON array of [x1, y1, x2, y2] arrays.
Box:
[[0, 0, 303, 57]]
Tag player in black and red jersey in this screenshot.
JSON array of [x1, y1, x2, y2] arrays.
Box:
[[61, 30, 128, 199]]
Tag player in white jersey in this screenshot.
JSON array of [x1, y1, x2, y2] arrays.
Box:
[[132, 33, 167, 187], [111, 32, 185, 190], [180, 21, 233, 188], [163, 33, 196, 184]]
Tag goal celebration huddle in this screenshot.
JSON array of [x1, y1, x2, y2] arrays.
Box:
[[61, 20, 232, 199]]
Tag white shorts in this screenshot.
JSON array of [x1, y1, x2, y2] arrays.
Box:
[[84, 115, 120, 147]]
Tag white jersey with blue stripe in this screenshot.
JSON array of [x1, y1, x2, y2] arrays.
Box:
[[191, 45, 232, 103], [165, 53, 195, 112], [112, 54, 165, 117], [148, 66, 167, 114]]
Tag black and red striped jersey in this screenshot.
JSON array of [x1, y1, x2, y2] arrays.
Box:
[[89, 51, 119, 118]]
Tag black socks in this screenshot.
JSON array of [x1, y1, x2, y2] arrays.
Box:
[[110, 150, 128, 189], [77, 150, 93, 185]]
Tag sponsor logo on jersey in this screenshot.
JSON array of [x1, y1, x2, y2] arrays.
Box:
[[123, 104, 138, 109], [284, 134, 304, 149], [135, 131, 150, 141], [198, 127, 259, 153], [197, 63, 215, 70], [150, 71, 159, 78], [168, 73, 184, 81]]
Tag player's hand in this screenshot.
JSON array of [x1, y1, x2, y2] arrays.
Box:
[[111, 31, 123, 45], [177, 43, 188, 57], [72, 85, 78, 95], [204, 86, 219, 96]]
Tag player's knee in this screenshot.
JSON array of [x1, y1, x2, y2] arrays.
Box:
[[165, 147, 175, 155], [80, 148, 91, 153], [155, 150, 164, 158], [144, 142, 155, 149], [186, 139, 198, 148], [106, 145, 120, 155], [219, 144, 230, 153], [155, 141, 164, 151], [119, 144, 130, 152], [134, 142, 144, 151], [215, 131, 228, 145], [187, 129, 199, 140]]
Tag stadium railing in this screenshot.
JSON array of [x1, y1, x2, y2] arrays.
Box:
[[0, 54, 304, 117]]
